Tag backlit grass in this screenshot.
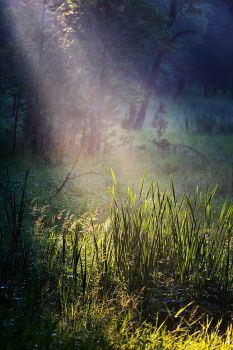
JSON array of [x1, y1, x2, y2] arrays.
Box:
[[1, 170, 232, 349]]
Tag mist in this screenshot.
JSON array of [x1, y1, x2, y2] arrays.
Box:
[[0, 1, 233, 348]]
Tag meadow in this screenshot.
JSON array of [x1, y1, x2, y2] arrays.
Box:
[[0, 94, 233, 349]]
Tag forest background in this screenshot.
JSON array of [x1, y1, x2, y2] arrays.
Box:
[[1, 1, 233, 349]]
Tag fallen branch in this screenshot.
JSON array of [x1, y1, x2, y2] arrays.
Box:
[[173, 143, 209, 161], [68, 171, 99, 180], [49, 145, 83, 201]]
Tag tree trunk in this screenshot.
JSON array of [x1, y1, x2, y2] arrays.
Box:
[[203, 84, 208, 98], [168, 0, 178, 27], [133, 49, 164, 129], [87, 43, 107, 155], [12, 89, 20, 155], [134, 30, 195, 130], [31, 0, 46, 154], [133, 0, 193, 130], [174, 78, 185, 99], [87, 112, 99, 156]]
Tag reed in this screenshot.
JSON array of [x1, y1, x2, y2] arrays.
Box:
[[0, 167, 30, 280], [1, 171, 233, 349]]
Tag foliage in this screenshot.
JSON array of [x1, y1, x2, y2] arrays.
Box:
[[1, 0, 233, 347], [0, 167, 30, 281], [151, 102, 169, 154], [1, 170, 233, 348], [1, 0, 233, 156], [194, 112, 217, 134]]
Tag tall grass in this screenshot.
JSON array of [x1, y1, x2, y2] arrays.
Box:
[[30, 172, 232, 330], [0, 167, 30, 281], [110, 173, 233, 306], [1, 171, 233, 349], [118, 317, 233, 350]]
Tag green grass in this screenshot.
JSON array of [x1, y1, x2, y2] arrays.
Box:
[[0, 93, 233, 348], [1, 170, 232, 349]]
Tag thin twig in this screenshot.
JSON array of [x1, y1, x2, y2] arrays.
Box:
[[49, 146, 83, 201], [68, 171, 99, 180]]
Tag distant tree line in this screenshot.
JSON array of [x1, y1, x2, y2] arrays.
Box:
[[0, 0, 233, 159]]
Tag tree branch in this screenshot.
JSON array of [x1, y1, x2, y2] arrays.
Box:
[[169, 30, 197, 45], [49, 145, 83, 201]]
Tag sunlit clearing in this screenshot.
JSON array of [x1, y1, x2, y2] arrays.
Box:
[[5, 0, 233, 198], [1, 1, 233, 349]]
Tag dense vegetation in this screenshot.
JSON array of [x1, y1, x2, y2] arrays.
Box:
[[0, 0, 233, 349]]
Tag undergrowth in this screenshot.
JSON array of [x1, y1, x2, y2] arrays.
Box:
[[0, 170, 232, 349]]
